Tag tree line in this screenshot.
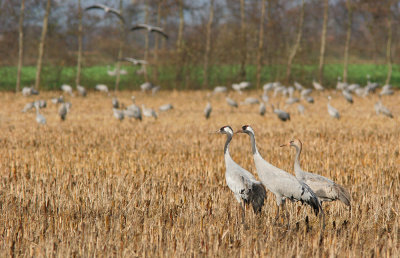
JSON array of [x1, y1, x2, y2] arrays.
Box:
[[0, 0, 398, 91]]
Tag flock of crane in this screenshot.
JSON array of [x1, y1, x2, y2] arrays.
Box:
[[204, 76, 395, 121], [20, 73, 395, 126]]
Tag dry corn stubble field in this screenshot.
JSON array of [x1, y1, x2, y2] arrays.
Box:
[[0, 90, 399, 257]]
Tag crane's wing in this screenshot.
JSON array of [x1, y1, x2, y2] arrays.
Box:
[[152, 28, 169, 39], [130, 24, 148, 31], [108, 9, 125, 23], [84, 4, 107, 11]]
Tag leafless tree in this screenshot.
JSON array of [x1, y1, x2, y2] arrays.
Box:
[[16, 0, 25, 92], [385, 0, 393, 85], [342, 0, 353, 83], [239, 0, 247, 80], [115, 0, 124, 91], [34, 0, 51, 90], [286, 0, 304, 83], [318, 0, 329, 84], [203, 0, 214, 88], [76, 0, 83, 88], [256, 0, 266, 89]]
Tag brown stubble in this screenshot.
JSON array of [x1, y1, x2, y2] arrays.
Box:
[[0, 90, 399, 256]]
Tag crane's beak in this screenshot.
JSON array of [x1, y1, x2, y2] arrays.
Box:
[[234, 129, 244, 134], [209, 130, 220, 134], [280, 143, 289, 147]]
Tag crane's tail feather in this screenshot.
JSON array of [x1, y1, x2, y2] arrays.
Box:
[[249, 182, 266, 214], [335, 184, 351, 207], [301, 182, 323, 216]]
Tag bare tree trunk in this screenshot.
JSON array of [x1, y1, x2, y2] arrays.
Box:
[[76, 0, 83, 88], [34, 0, 51, 90], [286, 0, 304, 83], [239, 0, 247, 80], [175, 0, 185, 89], [16, 0, 25, 93], [342, 0, 352, 83], [256, 0, 266, 89], [153, 0, 163, 82], [143, 0, 150, 82], [203, 0, 214, 89], [176, 0, 184, 52], [114, 0, 124, 92], [318, 0, 328, 84], [385, 1, 393, 85], [266, 0, 272, 66]]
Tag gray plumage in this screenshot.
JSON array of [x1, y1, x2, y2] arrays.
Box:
[[282, 138, 351, 206], [142, 105, 158, 119], [61, 84, 74, 96], [312, 80, 324, 91], [159, 104, 173, 112], [218, 126, 266, 214], [126, 104, 142, 121], [327, 96, 340, 119], [58, 103, 68, 121], [34, 100, 47, 109], [22, 102, 35, 113], [95, 84, 109, 93], [22, 87, 39, 96], [294, 81, 304, 91], [300, 88, 312, 97], [242, 97, 259, 105], [342, 90, 353, 104], [34, 103, 46, 125], [226, 97, 238, 108], [140, 82, 153, 92], [51, 95, 64, 104], [113, 108, 124, 121], [271, 104, 290, 122], [304, 96, 314, 103], [121, 57, 148, 66], [130, 24, 168, 39], [85, 4, 125, 23], [379, 85, 394, 96], [259, 102, 266, 116], [237, 126, 323, 218], [375, 100, 393, 118], [77, 85, 87, 97], [213, 86, 227, 94], [297, 104, 305, 114], [204, 102, 212, 119], [112, 97, 119, 109]]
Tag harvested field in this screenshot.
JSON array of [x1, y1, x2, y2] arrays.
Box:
[[0, 91, 399, 256]]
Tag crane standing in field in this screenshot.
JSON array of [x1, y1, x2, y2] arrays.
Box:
[[204, 102, 212, 119], [327, 96, 340, 119], [34, 102, 46, 125], [280, 138, 351, 207], [217, 126, 266, 223], [236, 125, 324, 228]]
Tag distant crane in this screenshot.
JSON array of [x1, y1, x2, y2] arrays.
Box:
[[375, 100, 393, 118], [226, 97, 238, 109], [281, 138, 351, 207], [142, 105, 158, 119], [34, 102, 46, 125], [130, 24, 169, 39], [120, 57, 148, 66], [342, 90, 353, 104], [217, 126, 266, 222], [77, 85, 87, 97], [159, 104, 173, 112], [236, 125, 324, 228], [84, 4, 125, 23], [327, 96, 340, 119], [61, 84, 74, 96], [112, 97, 119, 109], [95, 84, 109, 93], [259, 102, 266, 116], [113, 108, 124, 121], [313, 80, 325, 91], [204, 102, 212, 119], [271, 104, 290, 122]]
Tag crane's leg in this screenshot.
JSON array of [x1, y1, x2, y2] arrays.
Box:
[[320, 209, 326, 231], [241, 200, 245, 224], [274, 205, 280, 224], [283, 201, 290, 229]]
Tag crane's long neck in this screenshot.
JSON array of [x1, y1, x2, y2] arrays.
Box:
[[293, 145, 301, 171], [224, 133, 233, 156], [248, 132, 259, 155]]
